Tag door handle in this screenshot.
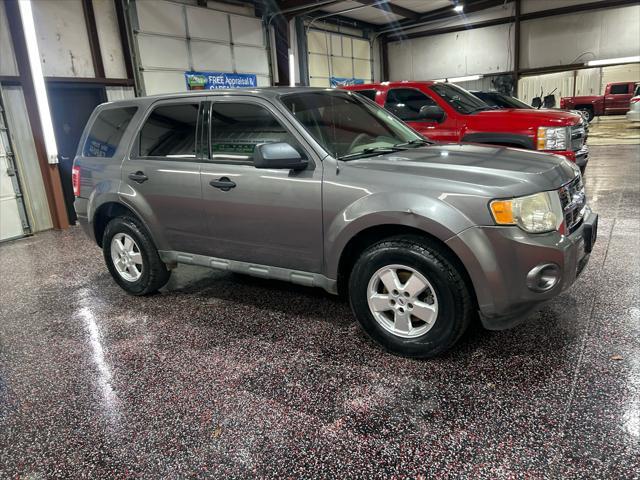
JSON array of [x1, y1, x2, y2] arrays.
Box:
[[209, 177, 236, 191], [128, 171, 148, 183]]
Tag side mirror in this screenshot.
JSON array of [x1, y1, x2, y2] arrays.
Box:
[[253, 142, 308, 171], [418, 105, 445, 123], [532, 97, 542, 109]]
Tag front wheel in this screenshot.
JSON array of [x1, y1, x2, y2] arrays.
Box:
[[348, 236, 473, 358], [102, 216, 171, 295]]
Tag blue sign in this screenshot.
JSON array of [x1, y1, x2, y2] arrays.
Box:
[[185, 71, 258, 90], [330, 77, 365, 87], [84, 136, 116, 157]]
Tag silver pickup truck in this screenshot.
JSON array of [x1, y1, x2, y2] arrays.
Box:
[[73, 88, 598, 358]]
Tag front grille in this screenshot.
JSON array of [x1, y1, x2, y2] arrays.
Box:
[[558, 174, 586, 233], [570, 124, 585, 152]]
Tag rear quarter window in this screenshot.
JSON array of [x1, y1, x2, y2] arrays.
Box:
[[82, 107, 137, 157]]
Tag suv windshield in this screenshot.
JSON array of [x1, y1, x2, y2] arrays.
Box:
[[430, 83, 491, 114], [281, 91, 424, 160], [473, 91, 532, 109]]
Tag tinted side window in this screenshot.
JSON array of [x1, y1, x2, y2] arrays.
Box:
[[385, 88, 436, 121], [210, 103, 295, 161], [356, 89, 377, 101], [610, 84, 629, 95], [139, 103, 199, 158], [83, 107, 137, 157]]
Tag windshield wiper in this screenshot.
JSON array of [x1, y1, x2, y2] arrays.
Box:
[[338, 146, 406, 161], [393, 138, 432, 148]]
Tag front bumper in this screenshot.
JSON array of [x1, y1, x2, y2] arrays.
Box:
[[446, 209, 598, 330], [549, 146, 589, 172], [627, 109, 640, 122]]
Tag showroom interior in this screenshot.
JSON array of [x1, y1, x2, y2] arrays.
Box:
[[0, 0, 639, 477]]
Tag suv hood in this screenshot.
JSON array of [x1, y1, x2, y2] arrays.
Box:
[[474, 108, 582, 126], [346, 143, 576, 198]]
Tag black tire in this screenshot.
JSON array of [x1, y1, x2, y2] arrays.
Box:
[[102, 216, 171, 295], [348, 235, 473, 358]]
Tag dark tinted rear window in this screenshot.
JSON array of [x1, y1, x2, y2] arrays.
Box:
[[83, 107, 137, 157], [139, 103, 199, 158]]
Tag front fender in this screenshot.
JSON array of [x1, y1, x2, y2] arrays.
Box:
[[324, 192, 474, 278]]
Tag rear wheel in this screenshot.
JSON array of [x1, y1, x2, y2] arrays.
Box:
[[102, 216, 171, 295], [348, 235, 473, 358]]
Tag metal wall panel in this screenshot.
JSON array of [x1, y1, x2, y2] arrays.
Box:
[[191, 42, 234, 72], [601, 63, 640, 91], [517, 68, 605, 106], [133, 0, 271, 95], [137, 36, 190, 70], [520, 6, 640, 70], [186, 7, 230, 42], [32, 0, 95, 77], [306, 29, 372, 87], [105, 86, 136, 102], [388, 24, 513, 81], [0, 114, 25, 241], [234, 46, 270, 75], [141, 71, 189, 95], [308, 31, 329, 55], [0, 2, 18, 76], [230, 15, 264, 47], [93, 0, 127, 79], [2, 87, 52, 232], [136, 0, 186, 36]]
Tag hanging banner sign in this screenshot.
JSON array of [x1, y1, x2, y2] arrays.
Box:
[[185, 71, 258, 90], [330, 77, 365, 87]]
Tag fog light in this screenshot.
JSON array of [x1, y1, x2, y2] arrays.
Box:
[[526, 263, 561, 292]]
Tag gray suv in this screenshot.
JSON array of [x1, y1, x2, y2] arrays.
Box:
[[74, 88, 598, 358]]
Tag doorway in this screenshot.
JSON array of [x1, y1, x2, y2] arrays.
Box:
[[48, 83, 107, 224]]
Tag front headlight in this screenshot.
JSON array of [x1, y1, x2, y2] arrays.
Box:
[[537, 126, 568, 150], [490, 191, 563, 233]]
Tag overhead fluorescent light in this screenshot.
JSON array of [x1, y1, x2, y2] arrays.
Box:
[[453, 4, 464, 12], [18, 0, 58, 164], [586, 56, 640, 67], [288, 51, 296, 87], [435, 74, 482, 82]]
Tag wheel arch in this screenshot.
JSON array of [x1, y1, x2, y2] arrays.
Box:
[[92, 201, 155, 248], [335, 224, 477, 309]]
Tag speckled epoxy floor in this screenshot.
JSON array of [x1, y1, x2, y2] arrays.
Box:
[[1, 145, 639, 478]]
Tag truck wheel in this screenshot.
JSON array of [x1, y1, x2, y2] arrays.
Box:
[[348, 235, 472, 358], [102, 216, 171, 295], [578, 107, 594, 122]]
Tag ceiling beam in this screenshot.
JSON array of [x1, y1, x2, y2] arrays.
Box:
[[383, 0, 639, 39], [352, 0, 420, 20], [277, 0, 342, 13], [306, 11, 380, 31], [379, 0, 510, 33]]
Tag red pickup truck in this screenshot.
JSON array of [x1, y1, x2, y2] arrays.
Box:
[[560, 81, 639, 121], [343, 81, 588, 171]]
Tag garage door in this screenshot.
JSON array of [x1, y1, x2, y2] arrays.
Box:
[[307, 29, 372, 87], [131, 0, 271, 95], [0, 89, 30, 242]]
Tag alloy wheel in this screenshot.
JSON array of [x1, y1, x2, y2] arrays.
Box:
[[366, 264, 439, 338]]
